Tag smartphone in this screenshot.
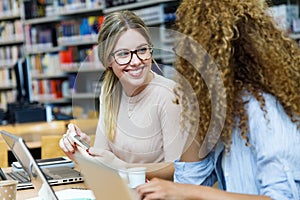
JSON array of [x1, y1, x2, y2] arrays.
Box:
[[69, 131, 90, 151]]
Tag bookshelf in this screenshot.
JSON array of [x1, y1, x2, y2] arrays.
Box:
[[1, 1, 297, 121], [22, 1, 105, 119], [0, 0, 24, 112], [11, 0, 178, 119], [269, 0, 300, 34]]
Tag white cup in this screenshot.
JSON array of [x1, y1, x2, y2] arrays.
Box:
[[118, 169, 129, 184], [127, 167, 146, 188], [0, 180, 18, 200]]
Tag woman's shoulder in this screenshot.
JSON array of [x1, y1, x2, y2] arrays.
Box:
[[244, 92, 285, 133], [151, 72, 176, 90], [242, 90, 275, 105], [244, 92, 283, 114], [245, 91, 299, 142]]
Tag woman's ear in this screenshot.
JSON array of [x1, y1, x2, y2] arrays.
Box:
[[107, 58, 113, 68]]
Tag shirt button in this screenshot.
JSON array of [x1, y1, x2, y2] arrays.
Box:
[[284, 166, 289, 171]]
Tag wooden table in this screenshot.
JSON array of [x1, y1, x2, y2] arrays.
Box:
[[17, 182, 87, 200], [3, 168, 88, 200]]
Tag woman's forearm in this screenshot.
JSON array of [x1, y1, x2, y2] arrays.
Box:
[[137, 178, 272, 200], [146, 162, 174, 181], [188, 185, 271, 200]]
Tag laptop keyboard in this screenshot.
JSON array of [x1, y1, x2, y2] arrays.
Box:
[[7, 171, 30, 183], [7, 171, 52, 183]]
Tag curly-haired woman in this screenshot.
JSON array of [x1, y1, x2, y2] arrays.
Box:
[[137, 0, 300, 199]]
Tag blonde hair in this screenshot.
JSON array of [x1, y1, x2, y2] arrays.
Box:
[[175, 0, 300, 152], [97, 10, 153, 141]]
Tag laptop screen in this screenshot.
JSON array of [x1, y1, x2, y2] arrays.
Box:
[[1, 130, 58, 200], [74, 153, 139, 200]]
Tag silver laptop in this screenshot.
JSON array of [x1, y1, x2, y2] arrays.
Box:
[[74, 153, 139, 200], [0, 130, 83, 191]]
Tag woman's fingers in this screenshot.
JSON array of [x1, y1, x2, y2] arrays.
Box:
[[59, 133, 77, 160], [137, 178, 160, 194], [59, 133, 76, 152], [65, 133, 77, 151], [79, 133, 90, 144], [136, 178, 184, 200], [59, 124, 91, 161], [68, 123, 90, 144]]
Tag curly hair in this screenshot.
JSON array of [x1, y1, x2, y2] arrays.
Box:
[[174, 0, 300, 152]]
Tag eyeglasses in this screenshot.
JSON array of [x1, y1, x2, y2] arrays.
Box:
[[111, 44, 153, 65]]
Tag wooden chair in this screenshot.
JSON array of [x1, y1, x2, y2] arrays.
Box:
[[0, 139, 8, 167], [0, 125, 16, 167], [41, 135, 65, 159]]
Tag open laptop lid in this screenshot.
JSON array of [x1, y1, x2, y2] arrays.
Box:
[[74, 153, 139, 200], [1, 130, 58, 200]]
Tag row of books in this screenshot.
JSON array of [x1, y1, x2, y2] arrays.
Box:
[[28, 46, 97, 74], [269, 4, 299, 33], [59, 16, 103, 38], [0, 91, 16, 112], [24, 24, 58, 47], [24, 16, 104, 46], [30, 73, 99, 101], [57, 0, 103, 10], [0, 67, 14, 85], [23, 0, 48, 19], [60, 45, 99, 64], [29, 54, 63, 76], [105, 0, 138, 8], [28, 43, 101, 80], [0, 46, 23, 66], [0, 0, 19, 15], [0, 20, 23, 40], [32, 79, 66, 100], [28, 44, 101, 77], [24, 0, 103, 19]]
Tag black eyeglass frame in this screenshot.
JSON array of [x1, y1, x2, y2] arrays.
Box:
[[110, 45, 154, 65]]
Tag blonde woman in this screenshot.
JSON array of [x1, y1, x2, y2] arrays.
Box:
[[137, 0, 300, 199], [59, 10, 186, 180]]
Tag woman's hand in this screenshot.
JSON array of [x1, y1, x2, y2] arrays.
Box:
[[88, 147, 128, 170], [136, 178, 190, 200], [59, 123, 90, 160]]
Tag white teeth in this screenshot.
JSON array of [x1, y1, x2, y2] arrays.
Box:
[[129, 67, 142, 75]]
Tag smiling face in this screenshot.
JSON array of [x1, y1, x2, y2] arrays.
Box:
[[109, 29, 153, 96]]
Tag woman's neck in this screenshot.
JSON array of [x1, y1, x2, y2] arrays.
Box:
[[123, 72, 154, 97]]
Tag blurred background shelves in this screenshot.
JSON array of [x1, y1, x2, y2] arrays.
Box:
[[1, 0, 299, 123]]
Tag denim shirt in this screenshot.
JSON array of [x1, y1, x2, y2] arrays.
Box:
[[174, 93, 300, 200]]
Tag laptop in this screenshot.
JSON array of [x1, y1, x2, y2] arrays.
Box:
[[0, 130, 83, 190], [74, 153, 139, 200]]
